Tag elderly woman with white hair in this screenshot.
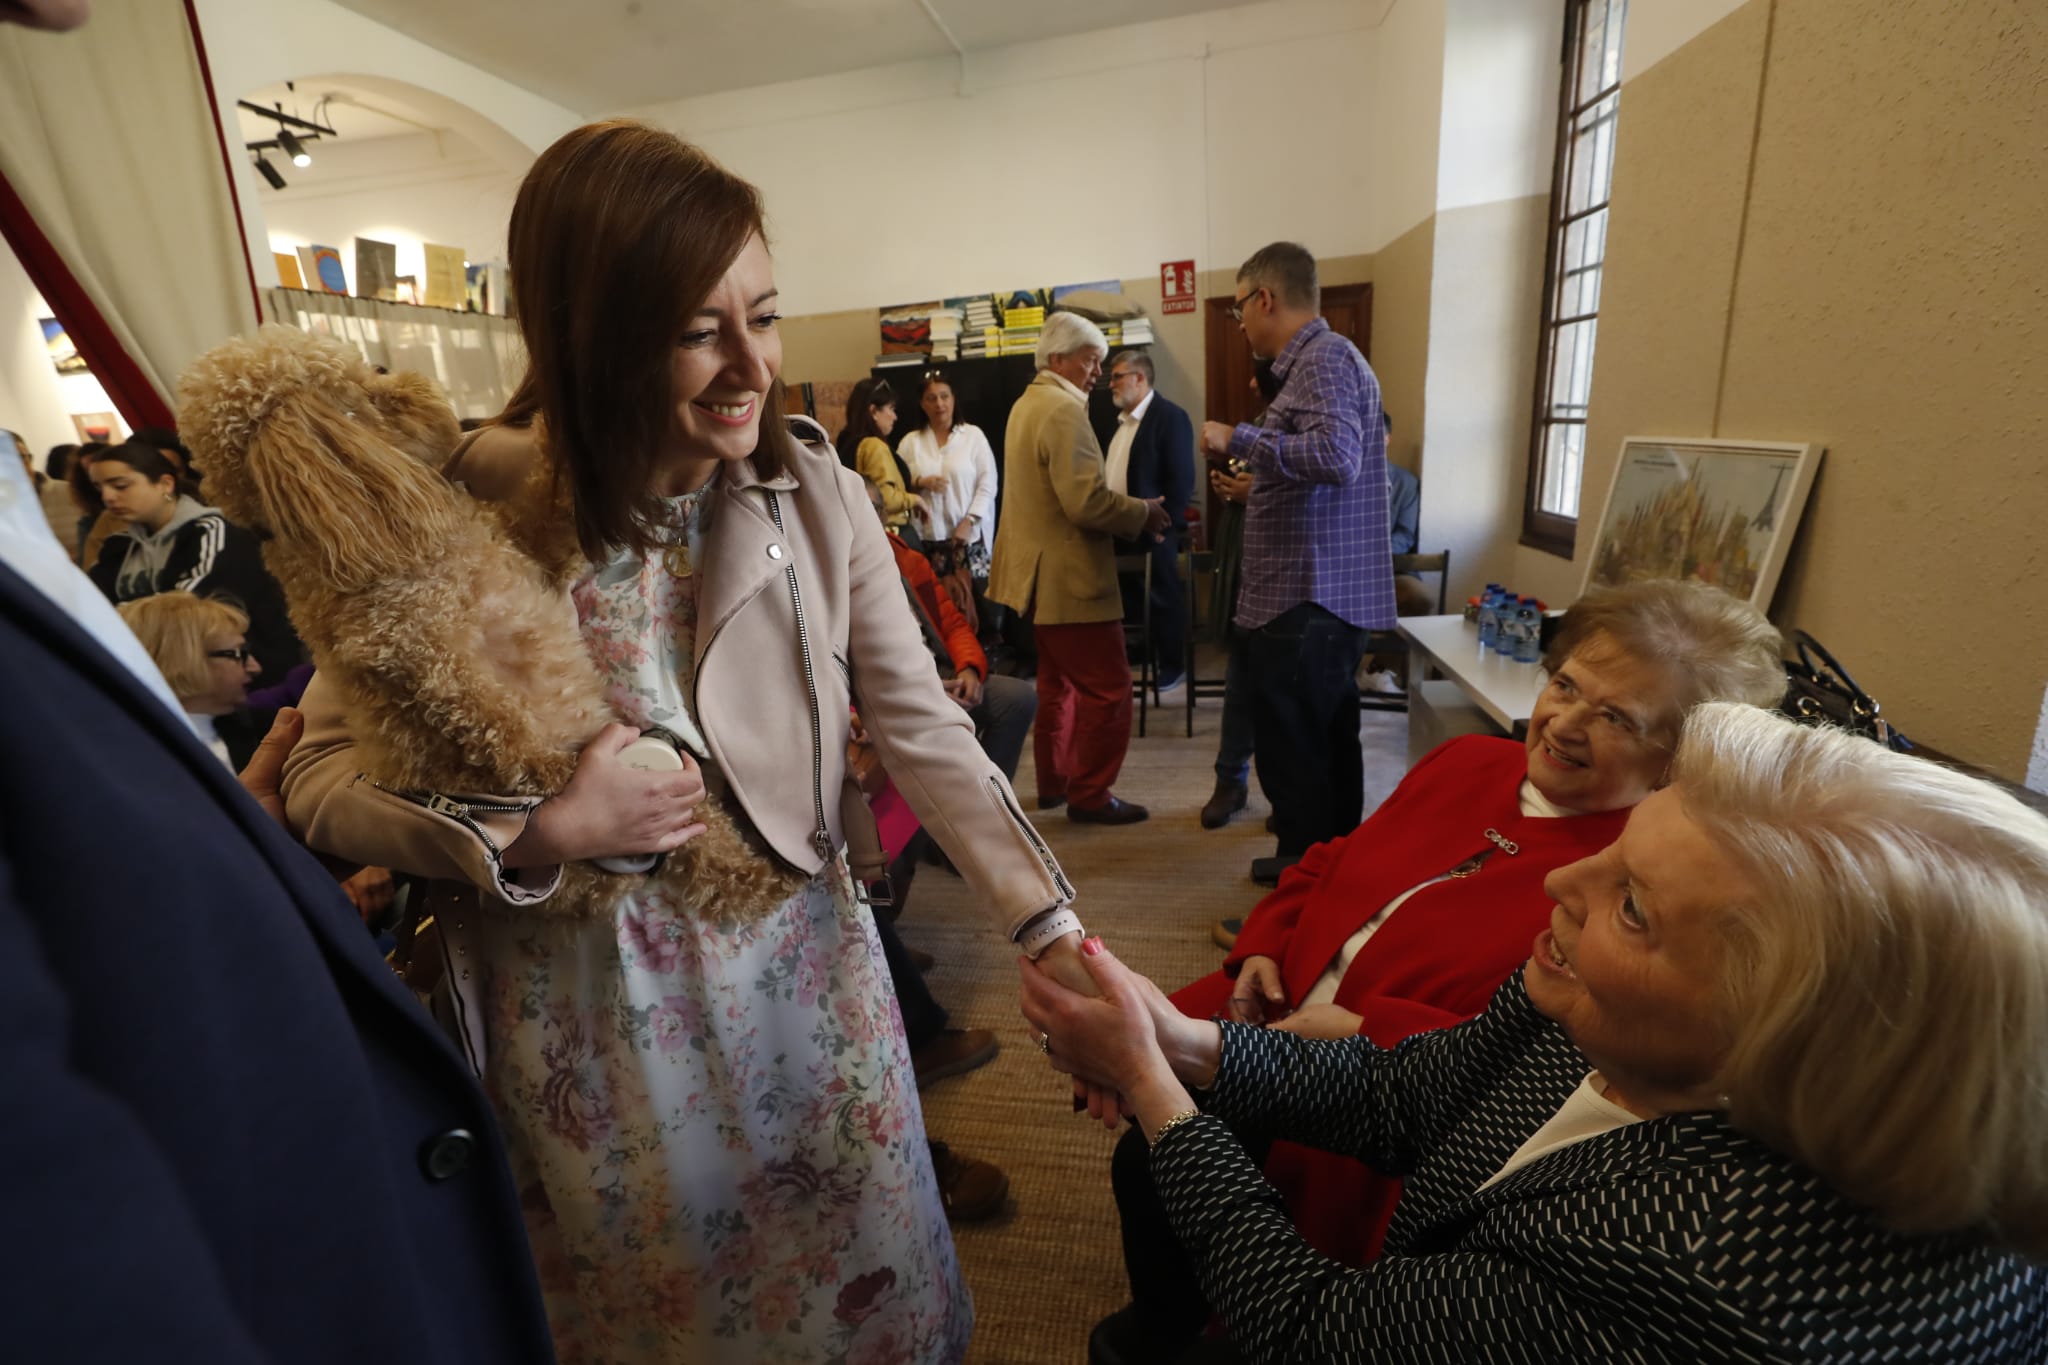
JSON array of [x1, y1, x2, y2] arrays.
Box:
[[1026, 703, 2048, 1362], [988, 311, 1171, 825]]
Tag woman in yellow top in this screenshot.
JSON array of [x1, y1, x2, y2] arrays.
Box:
[[836, 376, 925, 548]]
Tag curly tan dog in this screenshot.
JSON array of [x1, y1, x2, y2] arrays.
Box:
[[177, 325, 803, 920]]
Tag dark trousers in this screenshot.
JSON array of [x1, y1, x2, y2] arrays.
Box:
[[873, 837, 946, 1050], [1247, 603, 1368, 858], [1213, 626, 1255, 786], [1111, 1122, 1271, 1347], [1118, 537, 1186, 681], [967, 673, 1036, 782]]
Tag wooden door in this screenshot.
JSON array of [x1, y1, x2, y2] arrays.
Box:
[[1200, 282, 1373, 534]]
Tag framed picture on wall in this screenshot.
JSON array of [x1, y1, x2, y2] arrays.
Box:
[[41, 317, 87, 375], [1582, 436, 1823, 608], [71, 411, 122, 443]]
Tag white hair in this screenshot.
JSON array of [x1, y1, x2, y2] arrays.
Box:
[[1675, 701, 2048, 1254], [1035, 312, 1107, 370]]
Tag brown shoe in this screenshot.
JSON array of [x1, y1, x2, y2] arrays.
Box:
[[906, 945, 936, 973], [929, 1140, 1008, 1222], [1068, 796, 1150, 826], [912, 1027, 999, 1086], [1200, 779, 1248, 830], [1210, 918, 1242, 951]]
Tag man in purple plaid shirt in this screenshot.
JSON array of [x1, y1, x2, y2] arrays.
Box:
[[1200, 242, 1393, 885]]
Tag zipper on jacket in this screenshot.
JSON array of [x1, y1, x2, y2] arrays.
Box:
[[764, 492, 834, 863], [986, 776, 1076, 902], [370, 779, 530, 861]]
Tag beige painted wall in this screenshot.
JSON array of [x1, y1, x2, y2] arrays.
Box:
[[1525, 0, 2048, 778], [1369, 215, 1435, 480]]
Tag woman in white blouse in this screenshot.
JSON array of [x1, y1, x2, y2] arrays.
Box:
[[897, 371, 998, 578]]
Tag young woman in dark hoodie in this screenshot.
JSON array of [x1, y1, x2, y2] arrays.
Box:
[[85, 440, 303, 687]]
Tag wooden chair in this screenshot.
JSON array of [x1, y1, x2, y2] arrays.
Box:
[[1360, 550, 1451, 714]]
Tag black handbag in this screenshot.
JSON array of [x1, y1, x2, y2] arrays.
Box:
[[1780, 630, 1913, 752]]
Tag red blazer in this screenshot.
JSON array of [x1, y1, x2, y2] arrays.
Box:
[[1169, 736, 1630, 1262], [887, 533, 986, 679]]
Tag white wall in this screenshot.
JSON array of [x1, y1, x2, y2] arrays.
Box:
[[190, 0, 580, 290], [1435, 0, 1565, 211], [1414, 0, 1564, 603], [0, 248, 125, 455], [621, 0, 1390, 317], [256, 131, 522, 291], [1366, 0, 1447, 244]]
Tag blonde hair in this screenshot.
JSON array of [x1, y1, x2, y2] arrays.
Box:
[[117, 592, 249, 702], [1544, 579, 1784, 745], [1674, 702, 2048, 1254]]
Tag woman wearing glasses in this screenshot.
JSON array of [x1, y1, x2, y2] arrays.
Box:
[[114, 592, 262, 768], [84, 439, 303, 688]]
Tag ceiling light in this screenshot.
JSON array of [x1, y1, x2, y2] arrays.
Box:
[[277, 129, 312, 167], [252, 154, 287, 190]]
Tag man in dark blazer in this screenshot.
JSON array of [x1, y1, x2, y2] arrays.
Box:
[[0, 484, 555, 1360], [1106, 349, 1197, 689]]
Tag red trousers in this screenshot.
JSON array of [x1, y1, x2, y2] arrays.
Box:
[[1031, 620, 1132, 809]]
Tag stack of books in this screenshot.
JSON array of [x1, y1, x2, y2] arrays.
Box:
[[874, 352, 926, 372], [1122, 315, 1156, 345], [999, 301, 1045, 357], [962, 327, 998, 359], [928, 306, 964, 361]]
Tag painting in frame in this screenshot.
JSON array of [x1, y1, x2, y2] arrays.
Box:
[[1582, 437, 1823, 608]]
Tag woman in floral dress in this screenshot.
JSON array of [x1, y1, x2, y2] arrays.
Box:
[[283, 122, 1097, 1365]]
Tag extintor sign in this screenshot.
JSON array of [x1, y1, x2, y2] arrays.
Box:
[[1160, 260, 1197, 314]]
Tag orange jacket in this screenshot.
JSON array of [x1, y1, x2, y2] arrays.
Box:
[[886, 532, 986, 680]]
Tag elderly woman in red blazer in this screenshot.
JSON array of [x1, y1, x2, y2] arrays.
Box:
[[1092, 577, 1788, 1365]]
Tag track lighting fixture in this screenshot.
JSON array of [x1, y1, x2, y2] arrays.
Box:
[[238, 96, 335, 179]]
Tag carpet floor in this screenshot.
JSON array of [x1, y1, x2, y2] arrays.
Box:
[[899, 680, 1414, 1364]]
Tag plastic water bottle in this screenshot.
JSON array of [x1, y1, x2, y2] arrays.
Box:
[[1477, 585, 1504, 651], [1513, 598, 1543, 663]]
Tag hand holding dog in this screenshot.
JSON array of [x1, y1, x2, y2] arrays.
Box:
[[505, 723, 706, 867]]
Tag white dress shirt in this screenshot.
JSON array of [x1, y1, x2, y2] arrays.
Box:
[[1104, 389, 1154, 496]]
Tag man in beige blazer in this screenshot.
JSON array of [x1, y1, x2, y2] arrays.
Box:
[[989, 313, 1170, 825]]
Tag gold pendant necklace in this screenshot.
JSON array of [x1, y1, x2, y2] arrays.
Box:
[[663, 543, 692, 577]]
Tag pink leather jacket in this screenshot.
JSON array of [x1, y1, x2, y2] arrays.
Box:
[[280, 419, 1075, 943]]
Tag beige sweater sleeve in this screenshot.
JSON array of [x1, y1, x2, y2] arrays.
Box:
[[281, 673, 562, 904]]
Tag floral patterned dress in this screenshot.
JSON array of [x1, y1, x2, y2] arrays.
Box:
[[449, 488, 971, 1365]]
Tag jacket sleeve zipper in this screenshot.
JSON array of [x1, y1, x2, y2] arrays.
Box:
[[764, 492, 835, 863], [368, 778, 530, 861], [987, 776, 1076, 902]]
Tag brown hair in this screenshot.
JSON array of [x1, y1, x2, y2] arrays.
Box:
[[117, 592, 248, 701], [1542, 578, 1785, 746], [495, 120, 787, 561]]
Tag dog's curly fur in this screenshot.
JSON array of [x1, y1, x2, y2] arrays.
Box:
[[178, 325, 805, 921]]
